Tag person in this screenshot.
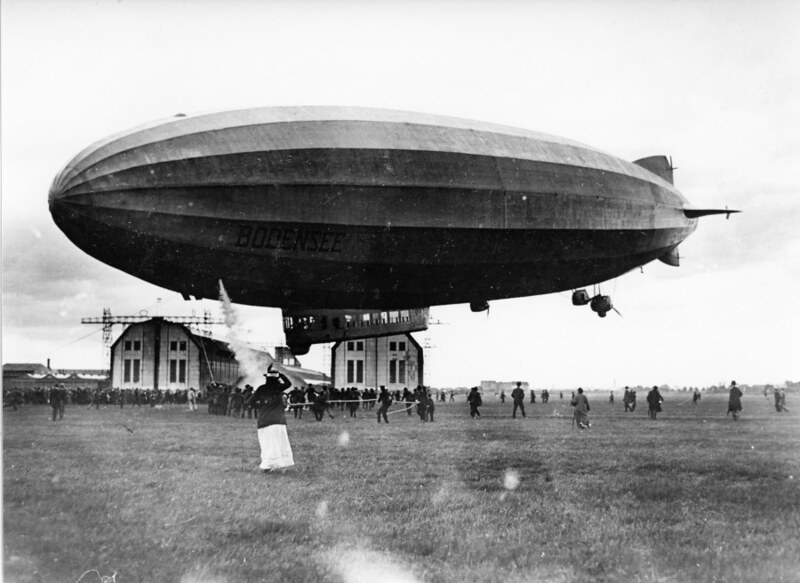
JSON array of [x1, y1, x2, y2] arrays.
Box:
[[242, 385, 254, 418], [727, 380, 743, 421], [245, 365, 294, 472], [89, 387, 103, 410], [229, 388, 244, 418], [425, 391, 435, 422], [288, 386, 305, 418], [499, 390, 505, 404], [647, 386, 663, 419], [692, 388, 701, 406], [415, 387, 428, 421], [571, 387, 590, 429], [346, 386, 360, 417], [187, 387, 197, 412], [609, 391, 614, 404], [467, 386, 482, 418], [50, 384, 64, 421], [402, 387, 414, 416], [319, 387, 335, 419], [511, 382, 526, 418], [624, 388, 637, 412], [377, 386, 392, 423], [774, 387, 787, 413], [309, 388, 326, 421]]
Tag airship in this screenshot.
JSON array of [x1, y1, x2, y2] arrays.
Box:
[[49, 106, 735, 354]]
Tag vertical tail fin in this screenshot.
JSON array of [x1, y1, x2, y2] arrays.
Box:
[[633, 155, 674, 185]]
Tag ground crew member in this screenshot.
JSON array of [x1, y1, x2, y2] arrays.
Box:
[[377, 386, 392, 423], [647, 386, 664, 419], [727, 380, 743, 421], [468, 387, 483, 418], [50, 384, 64, 421], [571, 388, 590, 429], [511, 382, 526, 418]]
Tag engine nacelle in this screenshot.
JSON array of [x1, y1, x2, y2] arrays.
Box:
[[572, 289, 591, 306], [470, 300, 490, 313], [590, 295, 613, 318]]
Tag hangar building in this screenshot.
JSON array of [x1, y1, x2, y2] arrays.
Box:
[[110, 317, 328, 390], [331, 333, 423, 390]]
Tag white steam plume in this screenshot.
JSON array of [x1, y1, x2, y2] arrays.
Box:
[[218, 279, 272, 387]]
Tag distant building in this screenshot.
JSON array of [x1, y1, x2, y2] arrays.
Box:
[[2, 363, 109, 392], [481, 380, 530, 394], [331, 333, 423, 389], [3, 363, 51, 378]]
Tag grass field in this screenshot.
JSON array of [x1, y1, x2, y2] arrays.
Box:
[[4, 392, 800, 583]]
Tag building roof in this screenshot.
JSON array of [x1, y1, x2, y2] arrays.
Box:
[[3, 363, 50, 375]]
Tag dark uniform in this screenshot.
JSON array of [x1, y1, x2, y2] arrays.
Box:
[[376, 387, 392, 423], [511, 383, 526, 418], [425, 393, 435, 422], [288, 386, 305, 418], [467, 387, 482, 418], [646, 386, 663, 419], [727, 381, 743, 420], [50, 385, 65, 421]]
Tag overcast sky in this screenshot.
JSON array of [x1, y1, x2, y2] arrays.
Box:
[[2, 0, 798, 390]]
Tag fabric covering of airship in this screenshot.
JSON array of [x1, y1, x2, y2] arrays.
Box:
[[50, 106, 700, 311]]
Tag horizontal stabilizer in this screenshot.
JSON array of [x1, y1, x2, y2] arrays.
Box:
[[683, 208, 741, 219], [633, 155, 674, 185]]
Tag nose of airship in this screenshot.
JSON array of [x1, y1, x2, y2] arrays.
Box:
[[48, 165, 78, 237]]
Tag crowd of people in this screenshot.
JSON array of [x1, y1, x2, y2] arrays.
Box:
[[4, 380, 791, 427], [2, 385, 203, 410]]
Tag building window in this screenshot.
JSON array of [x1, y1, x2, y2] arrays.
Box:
[[347, 360, 354, 383], [133, 340, 141, 351], [170, 341, 178, 351], [179, 341, 187, 351], [356, 360, 364, 383], [169, 359, 178, 383], [124, 341, 132, 351], [179, 359, 186, 383], [133, 359, 140, 383], [399, 360, 406, 384], [389, 360, 397, 384], [347, 341, 354, 351], [356, 341, 363, 351], [399, 341, 406, 351], [389, 341, 397, 351], [124, 359, 131, 382]]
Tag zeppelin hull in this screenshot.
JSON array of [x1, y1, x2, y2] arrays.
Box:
[[51, 198, 692, 309], [49, 107, 698, 309]]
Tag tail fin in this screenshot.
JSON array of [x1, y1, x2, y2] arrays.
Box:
[[633, 155, 674, 185]]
